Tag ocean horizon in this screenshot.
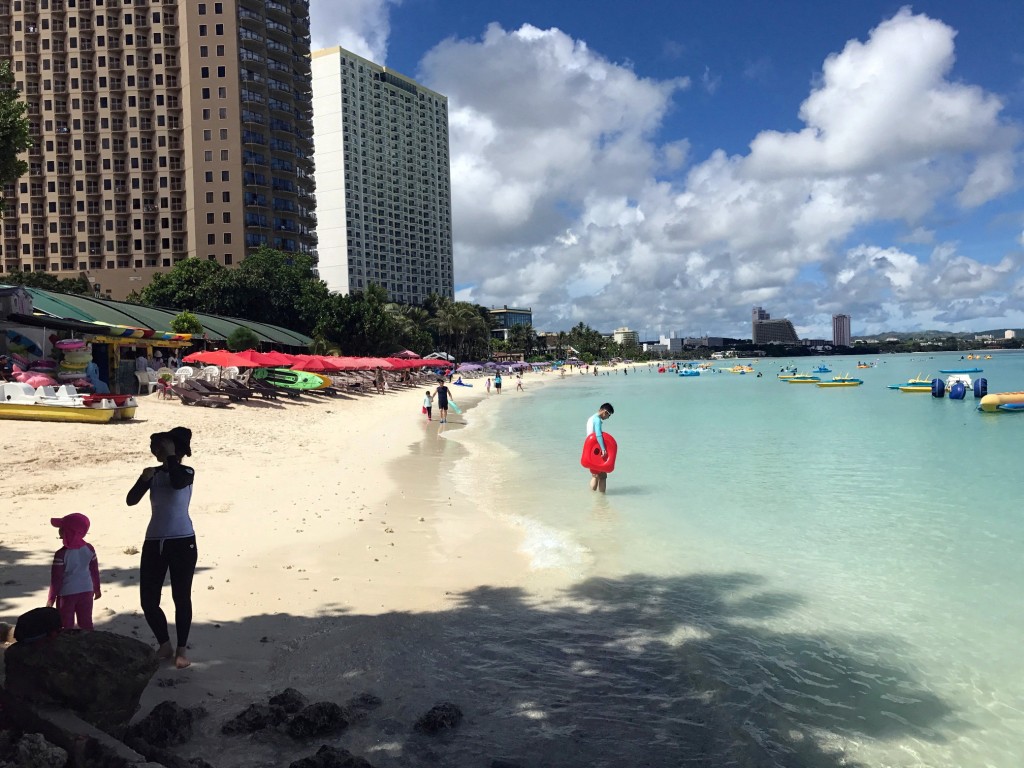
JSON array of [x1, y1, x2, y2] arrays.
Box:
[[444, 352, 1024, 767]]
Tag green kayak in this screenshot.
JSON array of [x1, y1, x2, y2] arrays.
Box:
[[253, 367, 327, 391]]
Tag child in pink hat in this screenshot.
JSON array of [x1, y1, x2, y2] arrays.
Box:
[[46, 513, 102, 630]]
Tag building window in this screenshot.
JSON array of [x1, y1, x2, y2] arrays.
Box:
[[206, 213, 214, 224], [204, 171, 213, 182], [222, 212, 230, 223], [223, 233, 231, 244], [205, 192, 214, 203], [208, 234, 215, 245]]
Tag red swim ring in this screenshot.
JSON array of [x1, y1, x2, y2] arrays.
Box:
[[580, 432, 617, 474]]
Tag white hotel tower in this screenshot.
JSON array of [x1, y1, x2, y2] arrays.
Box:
[[311, 46, 454, 303]]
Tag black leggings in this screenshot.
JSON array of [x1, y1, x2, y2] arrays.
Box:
[[140, 536, 197, 648]]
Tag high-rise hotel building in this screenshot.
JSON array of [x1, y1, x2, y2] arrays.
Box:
[[311, 46, 453, 304], [0, 0, 316, 299], [832, 313, 851, 347]]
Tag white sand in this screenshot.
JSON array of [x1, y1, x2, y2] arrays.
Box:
[[0, 372, 573, 766]]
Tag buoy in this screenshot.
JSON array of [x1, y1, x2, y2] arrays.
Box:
[[931, 378, 945, 398], [974, 378, 988, 398]]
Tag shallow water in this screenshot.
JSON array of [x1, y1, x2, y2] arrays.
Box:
[[450, 353, 1024, 767]]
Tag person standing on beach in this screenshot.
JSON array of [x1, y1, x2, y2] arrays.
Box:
[[46, 513, 101, 630], [423, 388, 434, 421], [516, 374, 524, 392], [126, 426, 197, 669], [435, 379, 452, 423], [586, 403, 614, 493], [486, 377, 492, 394], [494, 373, 502, 394]]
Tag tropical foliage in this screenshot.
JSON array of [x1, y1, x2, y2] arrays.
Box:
[[0, 60, 32, 212], [170, 311, 204, 336], [131, 248, 496, 358], [227, 326, 260, 352], [0, 271, 91, 295]]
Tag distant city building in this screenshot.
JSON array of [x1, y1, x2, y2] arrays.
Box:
[[311, 46, 453, 304], [1005, 330, 1016, 340], [832, 314, 851, 347], [489, 305, 532, 340], [612, 327, 639, 347], [751, 306, 799, 344]]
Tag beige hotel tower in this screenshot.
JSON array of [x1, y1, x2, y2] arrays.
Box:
[[0, 0, 316, 299]]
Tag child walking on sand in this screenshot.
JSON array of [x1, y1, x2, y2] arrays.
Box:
[[46, 513, 101, 630], [423, 389, 434, 421]]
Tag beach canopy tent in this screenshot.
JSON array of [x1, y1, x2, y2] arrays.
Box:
[[393, 349, 421, 359], [233, 349, 295, 367], [2, 286, 313, 348]]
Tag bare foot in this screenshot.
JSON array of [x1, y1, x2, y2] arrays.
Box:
[[175, 647, 191, 669], [156, 642, 174, 660]]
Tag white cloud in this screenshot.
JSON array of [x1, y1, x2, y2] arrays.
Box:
[[309, 0, 395, 62], [308, 4, 1023, 336], [418, 11, 1024, 336]]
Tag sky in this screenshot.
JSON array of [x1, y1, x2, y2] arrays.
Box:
[[307, 1, 1024, 339]]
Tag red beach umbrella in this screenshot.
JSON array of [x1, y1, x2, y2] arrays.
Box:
[[182, 349, 254, 368]]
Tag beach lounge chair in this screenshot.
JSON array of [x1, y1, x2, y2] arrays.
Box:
[[172, 385, 229, 407], [136, 371, 159, 395]]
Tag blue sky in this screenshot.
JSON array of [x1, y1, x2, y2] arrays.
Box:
[[309, 1, 1024, 338]]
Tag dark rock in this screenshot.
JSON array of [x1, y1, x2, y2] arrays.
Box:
[[14, 733, 68, 768], [288, 744, 375, 768], [221, 703, 287, 735], [269, 687, 308, 714], [3, 630, 159, 731], [490, 760, 524, 768], [129, 700, 203, 748], [286, 702, 348, 740], [188, 759, 216, 768], [413, 702, 463, 734], [341, 692, 382, 724]]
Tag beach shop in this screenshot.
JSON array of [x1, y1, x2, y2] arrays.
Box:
[[1, 286, 312, 395]]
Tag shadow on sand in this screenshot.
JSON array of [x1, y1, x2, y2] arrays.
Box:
[[0, 565, 962, 768]]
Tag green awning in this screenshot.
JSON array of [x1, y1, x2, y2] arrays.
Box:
[[1, 285, 312, 348]]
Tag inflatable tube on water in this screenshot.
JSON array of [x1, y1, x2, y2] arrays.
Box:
[[980, 392, 1024, 412], [580, 432, 617, 474], [448, 400, 462, 414], [55, 338, 86, 351]]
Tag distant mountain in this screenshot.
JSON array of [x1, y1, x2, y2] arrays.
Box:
[[852, 329, 1022, 341]]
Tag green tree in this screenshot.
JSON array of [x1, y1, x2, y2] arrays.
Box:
[[314, 284, 398, 355], [170, 311, 203, 336], [140, 257, 227, 310], [227, 326, 260, 351], [0, 60, 32, 212], [1, 271, 91, 295]]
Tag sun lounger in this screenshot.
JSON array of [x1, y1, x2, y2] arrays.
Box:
[[172, 385, 230, 408]]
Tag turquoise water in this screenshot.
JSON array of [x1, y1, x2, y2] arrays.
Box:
[[452, 353, 1024, 767]]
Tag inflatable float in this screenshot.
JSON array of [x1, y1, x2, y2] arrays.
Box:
[[580, 432, 617, 474], [979, 392, 1024, 412]]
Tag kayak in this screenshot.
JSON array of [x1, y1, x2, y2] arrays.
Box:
[[253, 367, 326, 391]]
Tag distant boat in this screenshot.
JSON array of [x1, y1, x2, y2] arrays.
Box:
[[786, 374, 821, 384], [812, 364, 832, 374], [817, 374, 863, 388]]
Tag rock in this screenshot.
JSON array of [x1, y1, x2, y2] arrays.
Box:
[[3, 630, 159, 731], [413, 702, 463, 734], [130, 700, 205, 748], [490, 760, 524, 768], [221, 703, 287, 735], [15, 733, 67, 768], [286, 702, 348, 740], [269, 687, 308, 714], [341, 692, 382, 724], [288, 744, 375, 768]]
